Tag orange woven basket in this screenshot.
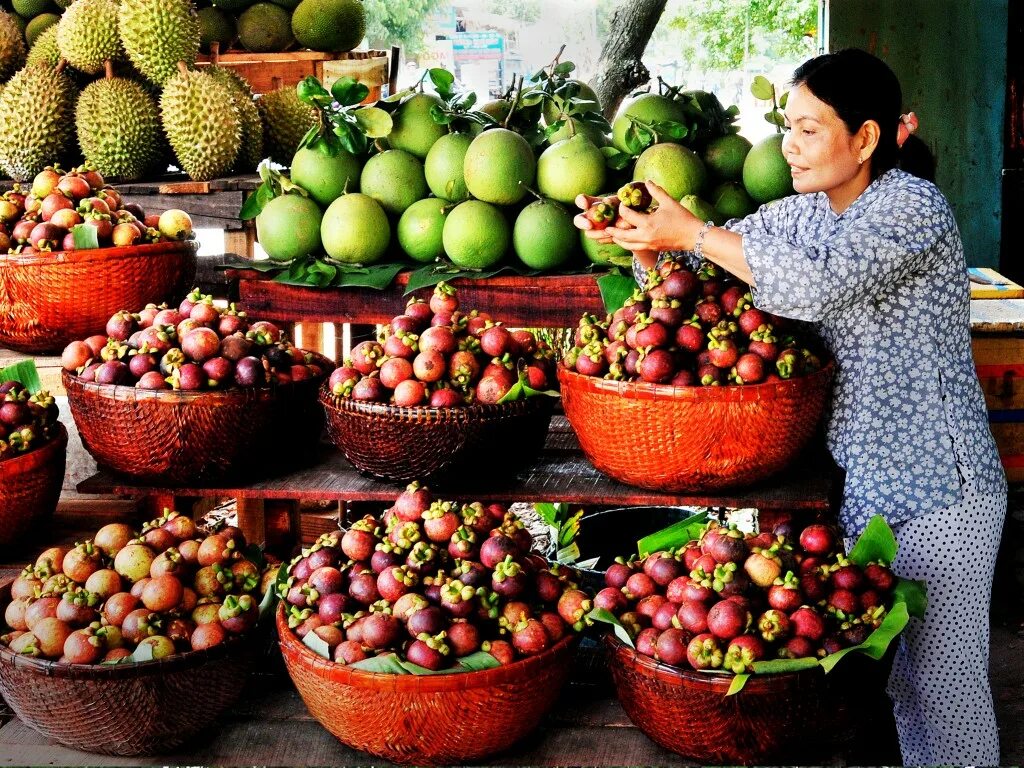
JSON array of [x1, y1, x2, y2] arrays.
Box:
[[277, 604, 575, 765], [62, 352, 332, 486], [0, 423, 67, 551], [0, 581, 257, 756], [558, 363, 834, 491], [319, 383, 555, 484], [0, 241, 198, 354], [606, 634, 888, 764]]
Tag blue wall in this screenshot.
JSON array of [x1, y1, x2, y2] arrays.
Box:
[[829, 0, 1008, 267]]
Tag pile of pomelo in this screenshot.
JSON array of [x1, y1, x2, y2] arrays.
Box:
[[254, 80, 794, 274]]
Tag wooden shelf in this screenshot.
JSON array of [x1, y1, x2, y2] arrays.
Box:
[[78, 417, 837, 512], [228, 268, 610, 328]]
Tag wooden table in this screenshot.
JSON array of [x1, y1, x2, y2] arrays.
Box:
[[78, 417, 838, 549]]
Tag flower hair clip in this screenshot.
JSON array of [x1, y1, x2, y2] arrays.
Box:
[[897, 112, 919, 148]]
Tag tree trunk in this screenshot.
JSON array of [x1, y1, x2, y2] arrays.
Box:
[[589, 0, 669, 119]]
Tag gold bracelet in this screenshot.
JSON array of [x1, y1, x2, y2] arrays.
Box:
[[693, 220, 714, 261]]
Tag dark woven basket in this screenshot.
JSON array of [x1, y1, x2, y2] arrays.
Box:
[[605, 634, 891, 764], [319, 383, 555, 485], [0, 424, 67, 551], [0, 583, 257, 756], [0, 241, 197, 354], [62, 352, 332, 486], [277, 604, 575, 764], [558, 363, 833, 492]]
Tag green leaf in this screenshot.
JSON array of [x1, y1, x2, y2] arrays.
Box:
[[533, 502, 561, 528], [586, 607, 635, 648], [257, 579, 278, 621], [654, 120, 689, 140], [497, 378, 525, 404], [240, 183, 271, 221], [129, 641, 156, 664], [819, 602, 910, 674], [553, 61, 576, 76], [349, 652, 412, 674], [297, 76, 331, 104], [428, 67, 456, 97], [893, 577, 928, 619], [596, 271, 637, 314], [302, 630, 332, 660], [353, 107, 393, 138], [751, 657, 820, 674], [333, 122, 365, 155], [455, 91, 477, 111], [555, 542, 581, 564], [72, 223, 99, 250], [750, 75, 775, 101], [848, 514, 898, 566], [0, 359, 42, 393], [331, 76, 370, 107], [765, 110, 786, 128], [636, 512, 710, 557], [520, 92, 545, 108], [779, 91, 789, 109], [454, 650, 501, 672], [726, 673, 750, 696], [543, 121, 566, 140], [600, 147, 633, 171]]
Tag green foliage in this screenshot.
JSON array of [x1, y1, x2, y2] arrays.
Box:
[[362, 0, 448, 57], [667, 0, 817, 71]]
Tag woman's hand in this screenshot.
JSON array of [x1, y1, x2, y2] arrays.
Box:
[[573, 194, 625, 245], [605, 181, 703, 253]]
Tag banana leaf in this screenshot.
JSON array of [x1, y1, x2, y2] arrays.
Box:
[[0, 359, 41, 393]]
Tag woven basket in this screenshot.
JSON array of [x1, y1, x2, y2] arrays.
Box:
[[558, 363, 833, 492], [320, 384, 555, 484], [0, 423, 67, 551], [607, 635, 820, 763], [0, 241, 198, 354], [62, 353, 332, 486], [277, 604, 575, 764], [0, 582, 257, 756]]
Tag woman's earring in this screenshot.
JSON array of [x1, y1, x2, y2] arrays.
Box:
[[858, 156, 865, 165]]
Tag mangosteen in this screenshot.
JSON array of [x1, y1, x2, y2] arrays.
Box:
[[95, 360, 130, 386], [181, 328, 220, 363], [220, 334, 253, 362], [234, 356, 267, 387], [202, 356, 234, 387]]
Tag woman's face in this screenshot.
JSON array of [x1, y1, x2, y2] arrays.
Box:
[[781, 84, 873, 208]]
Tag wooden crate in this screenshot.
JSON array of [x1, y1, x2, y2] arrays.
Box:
[[972, 299, 1024, 482], [195, 50, 390, 99]]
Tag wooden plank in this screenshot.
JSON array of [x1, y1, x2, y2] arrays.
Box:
[[77, 418, 836, 511], [973, 334, 1024, 366], [971, 299, 1024, 332], [236, 498, 266, 546]]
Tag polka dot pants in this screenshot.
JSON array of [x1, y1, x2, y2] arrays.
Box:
[[887, 481, 1006, 765]]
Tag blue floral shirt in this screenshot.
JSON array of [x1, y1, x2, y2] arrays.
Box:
[[639, 169, 1006, 533]]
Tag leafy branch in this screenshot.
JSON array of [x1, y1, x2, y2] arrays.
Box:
[[296, 75, 393, 156], [751, 75, 788, 133]]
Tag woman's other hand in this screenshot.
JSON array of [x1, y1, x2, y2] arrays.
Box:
[[573, 194, 626, 244], [606, 181, 703, 254]]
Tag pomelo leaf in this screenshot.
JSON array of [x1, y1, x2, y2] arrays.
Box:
[[297, 75, 331, 104], [428, 67, 456, 98], [331, 76, 369, 107], [72, 223, 99, 250], [302, 630, 332, 660], [586, 607, 635, 648], [636, 511, 710, 557], [750, 75, 774, 101], [553, 61, 576, 76], [848, 514, 898, 566], [0, 359, 42, 393], [779, 91, 789, 108], [354, 107, 393, 138], [726, 673, 750, 696]]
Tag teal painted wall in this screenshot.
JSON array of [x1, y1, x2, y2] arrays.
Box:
[[829, 0, 1007, 267]]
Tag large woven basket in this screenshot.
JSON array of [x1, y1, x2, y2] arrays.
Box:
[[320, 384, 555, 485], [277, 604, 575, 764], [0, 583, 257, 756], [0, 423, 67, 550], [62, 353, 332, 486], [0, 241, 198, 354], [558, 364, 833, 491]]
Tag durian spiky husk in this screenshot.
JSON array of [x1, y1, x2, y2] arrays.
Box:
[[0, 11, 27, 81], [258, 86, 317, 166], [56, 0, 123, 75], [0, 64, 78, 181], [76, 76, 162, 181], [25, 22, 59, 68], [119, 0, 200, 87], [161, 67, 241, 181], [207, 66, 263, 173]]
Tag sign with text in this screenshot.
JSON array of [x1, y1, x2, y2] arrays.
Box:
[[452, 31, 504, 62]]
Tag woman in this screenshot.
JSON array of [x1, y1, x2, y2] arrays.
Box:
[[577, 48, 1007, 765]]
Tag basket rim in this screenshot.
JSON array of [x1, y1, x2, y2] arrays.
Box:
[[0, 422, 67, 478], [277, 602, 574, 690], [0, 240, 199, 268], [557, 359, 835, 402], [604, 633, 822, 686], [318, 380, 555, 420], [62, 350, 335, 404]]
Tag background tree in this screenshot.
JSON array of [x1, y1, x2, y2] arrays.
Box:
[[362, 0, 449, 57], [590, 0, 668, 119]]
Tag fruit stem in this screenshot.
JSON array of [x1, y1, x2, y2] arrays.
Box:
[[177, 60, 189, 78], [210, 41, 221, 66], [104, 60, 114, 80], [546, 44, 567, 75], [519, 183, 544, 202], [503, 75, 524, 130]]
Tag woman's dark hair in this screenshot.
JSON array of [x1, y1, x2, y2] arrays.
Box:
[[791, 48, 935, 181]]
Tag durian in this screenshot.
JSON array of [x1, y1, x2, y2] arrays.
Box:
[[25, 25, 60, 69], [57, 0, 124, 75], [76, 74, 162, 181], [119, 0, 200, 87], [161, 66, 241, 181], [0, 12, 26, 81], [258, 86, 316, 166], [0, 65, 78, 181], [207, 66, 263, 173]]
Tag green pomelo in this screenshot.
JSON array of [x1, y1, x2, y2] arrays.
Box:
[[632, 143, 707, 200], [703, 133, 752, 182], [359, 149, 427, 216], [742, 133, 794, 204], [442, 200, 509, 270], [479, 99, 511, 123], [546, 117, 607, 148], [291, 144, 361, 206], [291, 0, 365, 53], [680, 194, 723, 226], [397, 198, 447, 264], [424, 132, 471, 202], [712, 181, 757, 220], [611, 93, 688, 153], [536, 134, 605, 205], [389, 92, 446, 159], [463, 128, 535, 205], [581, 230, 632, 268], [256, 193, 323, 262], [542, 79, 599, 125], [321, 192, 390, 264], [513, 199, 577, 271], [238, 3, 293, 51]]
